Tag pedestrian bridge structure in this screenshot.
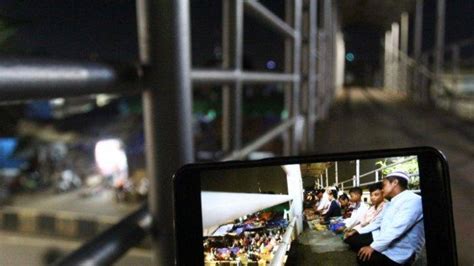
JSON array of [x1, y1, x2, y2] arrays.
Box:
[[0, 0, 472, 265]]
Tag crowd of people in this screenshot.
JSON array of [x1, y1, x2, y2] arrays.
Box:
[[304, 170, 425, 265]]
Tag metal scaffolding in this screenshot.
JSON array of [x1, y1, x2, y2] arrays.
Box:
[[0, 0, 341, 264]]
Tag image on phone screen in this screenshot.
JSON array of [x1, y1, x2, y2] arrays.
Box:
[[200, 155, 426, 265]]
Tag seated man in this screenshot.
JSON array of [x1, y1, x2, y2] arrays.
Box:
[[315, 189, 330, 215], [344, 171, 424, 265], [338, 193, 351, 218], [348, 182, 385, 234], [343, 187, 369, 230]]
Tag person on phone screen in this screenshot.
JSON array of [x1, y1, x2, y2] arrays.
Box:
[[343, 187, 369, 229], [315, 189, 330, 215], [344, 171, 424, 265], [323, 189, 341, 223], [350, 182, 385, 233]]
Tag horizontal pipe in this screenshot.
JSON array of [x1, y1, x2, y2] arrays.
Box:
[[0, 57, 140, 101], [192, 69, 298, 85], [56, 203, 151, 266], [243, 0, 296, 39], [222, 116, 298, 161]]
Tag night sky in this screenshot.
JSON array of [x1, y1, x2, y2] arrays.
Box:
[[0, 0, 472, 83]]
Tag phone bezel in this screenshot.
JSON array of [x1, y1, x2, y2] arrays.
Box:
[[173, 146, 457, 265]]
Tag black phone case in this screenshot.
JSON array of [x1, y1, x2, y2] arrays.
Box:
[[173, 146, 457, 266]]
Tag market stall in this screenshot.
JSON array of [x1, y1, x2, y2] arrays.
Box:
[[201, 192, 297, 265]]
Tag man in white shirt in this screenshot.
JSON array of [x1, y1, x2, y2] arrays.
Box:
[[343, 187, 369, 230], [315, 189, 330, 215], [344, 171, 424, 265]]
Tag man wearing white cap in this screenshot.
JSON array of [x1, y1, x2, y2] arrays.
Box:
[[344, 170, 425, 265]]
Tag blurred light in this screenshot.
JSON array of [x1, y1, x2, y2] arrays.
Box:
[[345, 52, 355, 62], [266, 60, 277, 70], [94, 139, 128, 184], [50, 98, 65, 106], [96, 94, 112, 107], [206, 109, 217, 121]]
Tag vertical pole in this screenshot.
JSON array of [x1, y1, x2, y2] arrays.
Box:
[[325, 168, 329, 188], [323, 0, 332, 118], [414, 0, 424, 99], [434, 0, 446, 102], [401, 12, 409, 92], [421, 53, 429, 102], [391, 23, 400, 91], [283, 0, 294, 156], [335, 161, 338, 185], [222, 0, 243, 153], [291, 0, 303, 155], [352, 175, 356, 187], [137, 0, 194, 264], [375, 170, 379, 182], [306, 0, 318, 152], [384, 31, 391, 89], [451, 45, 460, 90], [356, 159, 360, 186], [320, 174, 324, 188]]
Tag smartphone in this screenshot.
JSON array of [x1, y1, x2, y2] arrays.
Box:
[[173, 147, 457, 265]]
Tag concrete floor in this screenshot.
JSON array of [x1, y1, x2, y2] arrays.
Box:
[[312, 87, 473, 265]]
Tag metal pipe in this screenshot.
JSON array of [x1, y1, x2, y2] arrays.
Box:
[[356, 159, 360, 186], [290, 0, 303, 155], [335, 161, 338, 185], [451, 46, 460, 77], [434, 0, 446, 102], [56, 204, 151, 266], [222, 0, 244, 152], [413, 0, 423, 98], [306, 0, 318, 152], [325, 168, 329, 188], [401, 12, 409, 92], [0, 58, 139, 101], [137, 0, 194, 264], [243, 0, 296, 39], [191, 69, 298, 85], [391, 23, 400, 90], [283, 0, 294, 156], [221, 117, 298, 161]]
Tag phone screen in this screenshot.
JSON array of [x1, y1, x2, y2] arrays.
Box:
[[199, 155, 426, 265]]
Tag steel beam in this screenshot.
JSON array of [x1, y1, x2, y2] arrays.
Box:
[[191, 69, 298, 84], [401, 12, 409, 92], [290, 0, 303, 155], [413, 0, 423, 99], [0, 58, 139, 101], [305, 0, 318, 152], [283, 0, 294, 156], [56, 204, 150, 265], [222, 0, 244, 152], [434, 0, 446, 102], [243, 0, 296, 39], [137, 0, 194, 264], [221, 117, 298, 161]]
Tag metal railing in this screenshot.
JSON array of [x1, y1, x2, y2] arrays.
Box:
[[383, 39, 474, 120], [0, 0, 340, 265], [338, 156, 418, 190]]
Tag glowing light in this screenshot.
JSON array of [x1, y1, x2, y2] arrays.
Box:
[[345, 52, 355, 62], [206, 109, 217, 121], [94, 139, 128, 184], [266, 60, 277, 70], [50, 98, 65, 106]]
